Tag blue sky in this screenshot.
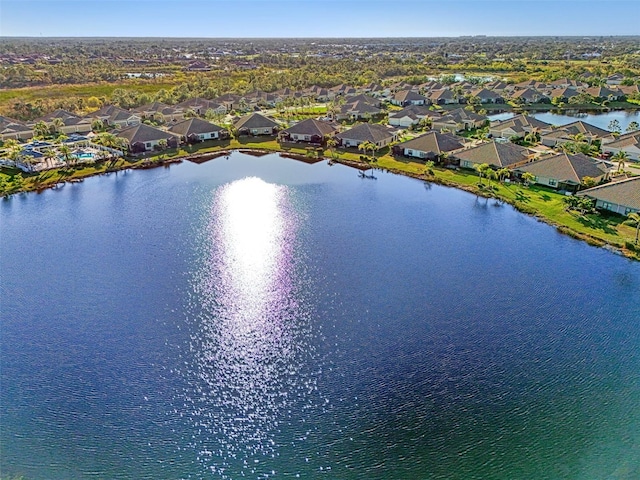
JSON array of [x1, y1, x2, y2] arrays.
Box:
[[1, 0, 638, 37]]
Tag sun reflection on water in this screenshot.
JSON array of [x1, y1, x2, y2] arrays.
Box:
[[180, 177, 317, 477]]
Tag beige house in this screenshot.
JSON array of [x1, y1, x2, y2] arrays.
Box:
[[577, 177, 640, 215]]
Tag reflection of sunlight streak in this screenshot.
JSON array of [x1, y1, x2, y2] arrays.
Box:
[[181, 177, 317, 476], [218, 177, 285, 321]]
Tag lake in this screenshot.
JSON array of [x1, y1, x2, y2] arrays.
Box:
[[2, 152, 640, 479], [488, 110, 640, 132]]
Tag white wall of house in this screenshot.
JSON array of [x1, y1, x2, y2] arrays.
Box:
[[389, 116, 418, 127], [596, 199, 638, 214], [602, 145, 640, 161], [290, 133, 312, 141]]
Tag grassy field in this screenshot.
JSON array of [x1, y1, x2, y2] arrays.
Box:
[[1, 140, 638, 259]]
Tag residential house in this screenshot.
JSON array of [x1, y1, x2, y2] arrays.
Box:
[[133, 102, 183, 123], [605, 73, 625, 86], [175, 97, 227, 116], [469, 88, 504, 104], [213, 93, 242, 112], [279, 118, 338, 143], [577, 176, 640, 215], [432, 108, 487, 132], [31, 109, 92, 135], [391, 90, 429, 107], [116, 123, 179, 153], [388, 105, 440, 128], [601, 132, 640, 161], [510, 88, 548, 104], [336, 123, 398, 148], [548, 88, 580, 104], [392, 131, 465, 160], [456, 141, 533, 170], [584, 86, 625, 102], [489, 114, 553, 140], [541, 121, 614, 147], [233, 113, 279, 136], [513, 152, 608, 192], [86, 105, 141, 128], [427, 89, 457, 105], [0, 116, 33, 141], [168, 118, 227, 143], [334, 99, 382, 121]]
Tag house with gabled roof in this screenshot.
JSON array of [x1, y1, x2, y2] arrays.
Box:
[[547, 88, 580, 104], [577, 176, 640, 215], [510, 88, 548, 104], [541, 120, 614, 147], [427, 88, 457, 105], [489, 114, 553, 140], [392, 131, 465, 160], [469, 88, 504, 104], [168, 118, 227, 143], [513, 152, 608, 191], [605, 73, 625, 86], [86, 105, 141, 128], [133, 102, 183, 122], [233, 112, 279, 136], [31, 109, 93, 135], [0, 115, 33, 141], [279, 118, 338, 143], [601, 132, 640, 161], [175, 97, 227, 116], [456, 141, 533, 170], [334, 99, 383, 121], [432, 108, 487, 132], [116, 124, 179, 153], [335, 123, 398, 148], [388, 105, 440, 128], [584, 86, 625, 102], [391, 90, 429, 107]]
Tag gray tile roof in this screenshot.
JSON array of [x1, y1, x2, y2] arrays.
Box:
[[116, 124, 178, 144], [233, 112, 279, 130], [168, 118, 225, 136], [577, 176, 640, 210], [456, 141, 532, 168], [397, 131, 464, 155], [336, 123, 397, 143], [514, 153, 608, 184], [281, 118, 338, 137]]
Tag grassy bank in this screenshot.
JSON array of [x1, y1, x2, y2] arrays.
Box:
[[2, 140, 638, 260]]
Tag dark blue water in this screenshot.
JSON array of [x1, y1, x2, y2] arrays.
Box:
[[2, 153, 640, 479]]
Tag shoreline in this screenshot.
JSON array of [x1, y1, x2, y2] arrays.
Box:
[[2, 146, 639, 262]]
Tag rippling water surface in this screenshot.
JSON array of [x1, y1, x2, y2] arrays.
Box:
[[2, 152, 640, 479]]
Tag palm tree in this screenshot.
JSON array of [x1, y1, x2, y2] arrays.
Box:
[[497, 167, 511, 183], [58, 144, 73, 167], [612, 150, 629, 172], [33, 121, 50, 139], [627, 212, 640, 245], [4, 139, 23, 167], [49, 118, 65, 136], [521, 172, 536, 187], [474, 162, 490, 185], [325, 137, 338, 159]]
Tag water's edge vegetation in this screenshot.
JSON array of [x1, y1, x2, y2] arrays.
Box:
[[2, 141, 639, 262]]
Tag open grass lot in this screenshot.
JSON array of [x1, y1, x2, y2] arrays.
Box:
[[1, 142, 638, 259]]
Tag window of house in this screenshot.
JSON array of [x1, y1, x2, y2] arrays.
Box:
[[549, 179, 557, 186], [146, 142, 151, 148]]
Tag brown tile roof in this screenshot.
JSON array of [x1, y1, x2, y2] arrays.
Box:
[[233, 112, 279, 130]]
